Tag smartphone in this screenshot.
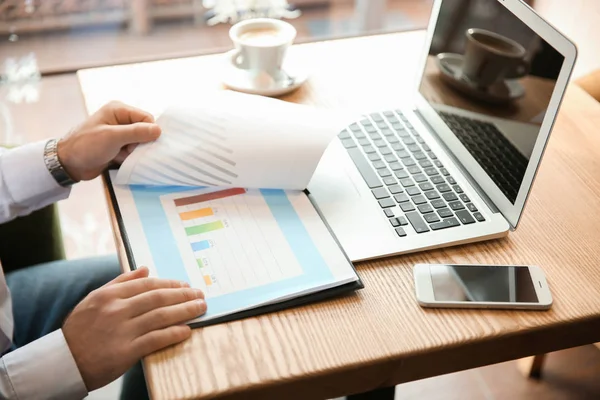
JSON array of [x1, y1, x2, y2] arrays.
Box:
[[413, 264, 553, 310]]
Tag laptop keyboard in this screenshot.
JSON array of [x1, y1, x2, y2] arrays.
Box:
[[437, 111, 527, 203], [338, 110, 485, 237]]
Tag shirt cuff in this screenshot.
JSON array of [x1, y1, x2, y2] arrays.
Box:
[[2, 329, 88, 400], [0, 141, 71, 211]]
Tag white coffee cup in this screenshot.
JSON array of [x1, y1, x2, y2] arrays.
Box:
[[229, 18, 296, 80]]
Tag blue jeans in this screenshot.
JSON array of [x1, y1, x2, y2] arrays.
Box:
[[5, 256, 148, 400]]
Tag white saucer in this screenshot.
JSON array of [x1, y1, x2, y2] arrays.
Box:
[[221, 50, 308, 97]]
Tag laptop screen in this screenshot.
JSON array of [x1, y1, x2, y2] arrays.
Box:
[[418, 0, 564, 204]]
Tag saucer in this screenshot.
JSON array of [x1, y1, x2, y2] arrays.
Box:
[[435, 52, 525, 104], [222, 50, 308, 97]]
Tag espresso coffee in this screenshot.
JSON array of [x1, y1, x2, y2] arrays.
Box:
[[239, 28, 284, 46], [470, 31, 523, 56]]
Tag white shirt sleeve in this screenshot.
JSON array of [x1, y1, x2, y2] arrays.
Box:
[[0, 142, 71, 224], [0, 330, 88, 400]]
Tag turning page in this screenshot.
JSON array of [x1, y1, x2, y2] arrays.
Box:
[[116, 91, 352, 190]]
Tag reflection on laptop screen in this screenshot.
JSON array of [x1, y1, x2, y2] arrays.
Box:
[[419, 0, 564, 203]]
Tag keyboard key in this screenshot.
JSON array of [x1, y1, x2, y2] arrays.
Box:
[[390, 218, 401, 227], [384, 154, 397, 163], [389, 162, 403, 171], [424, 213, 441, 223], [341, 138, 357, 148], [414, 152, 427, 160], [357, 137, 370, 146], [437, 208, 453, 218], [387, 136, 400, 144], [391, 143, 404, 151], [413, 173, 428, 183], [427, 151, 437, 159], [383, 177, 397, 185], [353, 130, 366, 139], [473, 212, 486, 222], [378, 168, 392, 178], [449, 201, 465, 211], [397, 216, 408, 226], [407, 144, 421, 152], [437, 184, 452, 193], [379, 198, 395, 208], [381, 147, 393, 156], [372, 187, 389, 199], [347, 148, 383, 188], [412, 195, 427, 205], [384, 208, 395, 218], [394, 193, 410, 203], [363, 145, 376, 154], [364, 125, 377, 133], [406, 211, 430, 233], [396, 150, 411, 158], [339, 131, 351, 139], [418, 204, 434, 214], [447, 176, 457, 185], [374, 139, 387, 148], [368, 153, 381, 162], [373, 160, 386, 169], [434, 160, 444, 168], [419, 160, 433, 168], [395, 170, 409, 179], [395, 227, 407, 237], [416, 137, 425, 144], [425, 191, 440, 200], [400, 202, 416, 212], [389, 185, 403, 194], [398, 130, 410, 138], [369, 132, 381, 140], [406, 187, 421, 196], [455, 210, 475, 224], [371, 113, 383, 121], [431, 176, 445, 185], [383, 111, 395, 117], [430, 217, 460, 231], [424, 167, 439, 176], [419, 182, 434, 191], [467, 203, 478, 212], [440, 168, 450, 176], [459, 194, 470, 203], [407, 166, 421, 175], [453, 185, 464, 193], [431, 199, 446, 209], [402, 137, 416, 145], [400, 178, 415, 187], [422, 144, 431, 152], [442, 192, 458, 201], [377, 121, 388, 129], [402, 158, 416, 167]]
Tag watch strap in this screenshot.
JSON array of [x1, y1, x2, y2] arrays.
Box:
[[43, 139, 77, 187]]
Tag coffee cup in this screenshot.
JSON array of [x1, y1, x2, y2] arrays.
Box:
[[229, 18, 296, 81], [461, 28, 529, 89]]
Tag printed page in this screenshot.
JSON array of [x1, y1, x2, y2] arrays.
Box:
[[110, 171, 358, 323], [116, 91, 352, 190]]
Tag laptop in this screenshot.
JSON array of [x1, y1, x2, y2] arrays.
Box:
[[307, 0, 577, 262]]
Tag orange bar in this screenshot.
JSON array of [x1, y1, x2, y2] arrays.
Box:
[[203, 275, 212, 286], [179, 207, 214, 221]]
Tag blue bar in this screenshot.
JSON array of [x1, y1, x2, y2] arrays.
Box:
[[191, 240, 211, 252]]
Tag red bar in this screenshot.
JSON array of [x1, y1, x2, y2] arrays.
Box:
[[174, 188, 246, 207]]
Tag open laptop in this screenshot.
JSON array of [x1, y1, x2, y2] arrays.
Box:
[[307, 0, 577, 262]]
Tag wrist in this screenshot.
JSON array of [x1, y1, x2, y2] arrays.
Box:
[[44, 138, 78, 186]]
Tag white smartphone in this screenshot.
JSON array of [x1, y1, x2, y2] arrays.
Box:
[[413, 264, 553, 310]]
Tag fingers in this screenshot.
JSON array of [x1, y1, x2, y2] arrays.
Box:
[[105, 101, 156, 124], [116, 276, 190, 298], [113, 144, 138, 164], [105, 267, 149, 287], [133, 299, 207, 334], [126, 287, 205, 317], [132, 325, 192, 358], [108, 122, 161, 147]]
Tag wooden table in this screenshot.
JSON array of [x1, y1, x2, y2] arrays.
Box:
[[77, 31, 600, 400]]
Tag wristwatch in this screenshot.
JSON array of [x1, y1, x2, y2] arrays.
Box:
[[43, 138, 77, 187]]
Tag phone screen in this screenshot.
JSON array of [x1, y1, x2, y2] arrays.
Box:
[[430, 265, 539, 303]]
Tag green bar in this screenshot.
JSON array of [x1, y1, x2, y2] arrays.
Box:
[[196, 259, 204, 269], [185, 220, 224, 236]]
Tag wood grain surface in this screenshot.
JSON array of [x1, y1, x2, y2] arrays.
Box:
[[79, 31, 600, 400]]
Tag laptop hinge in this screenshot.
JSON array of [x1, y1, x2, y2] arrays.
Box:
[[414, 109, 513, 230]]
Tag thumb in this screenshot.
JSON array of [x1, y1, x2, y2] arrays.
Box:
[[108, 122, 161, 147], [106, 267, 150, 286]]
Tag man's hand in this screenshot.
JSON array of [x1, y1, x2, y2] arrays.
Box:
[[57, 101, 161, 182], [63, 267, 206, 391]]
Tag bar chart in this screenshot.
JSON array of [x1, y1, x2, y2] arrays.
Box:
[[165, 187, 304, 296]]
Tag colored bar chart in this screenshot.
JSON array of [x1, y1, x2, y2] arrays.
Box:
[[191, 240, 211, 252], [174, 188, 246, 207], [185, 221, 224, 236], [180, 207, 214, 221]]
